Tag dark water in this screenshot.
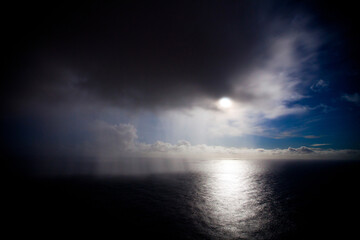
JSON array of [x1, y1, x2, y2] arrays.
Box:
[[6, 159, 360, 239]]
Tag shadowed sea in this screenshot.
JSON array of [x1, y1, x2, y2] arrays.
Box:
[[6, 159, 360, 239]]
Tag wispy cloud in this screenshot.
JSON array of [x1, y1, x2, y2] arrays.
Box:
[[311, 143, 331, 147], [311, 79, 329, 92], [304, 135, 322, 139], [342, 93, 360, 105], [309, 104, 335, 113]]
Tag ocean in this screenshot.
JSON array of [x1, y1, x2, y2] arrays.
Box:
[[6, 159, 360, 239]]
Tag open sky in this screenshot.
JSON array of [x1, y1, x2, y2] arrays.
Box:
[[2, 0, 360, 162]]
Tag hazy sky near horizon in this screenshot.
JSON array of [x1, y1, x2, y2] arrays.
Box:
[[2, 0, 360, 161]]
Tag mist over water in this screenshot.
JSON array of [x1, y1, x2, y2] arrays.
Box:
[[7, 158, 360, 239]]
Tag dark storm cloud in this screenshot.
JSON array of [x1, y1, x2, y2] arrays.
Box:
[[4, 0, 307, 111], [3, 0, 360, 173]]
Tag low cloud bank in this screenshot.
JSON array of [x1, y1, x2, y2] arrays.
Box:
[[86, 122, 359, 160], [20, 122, 359, 176]]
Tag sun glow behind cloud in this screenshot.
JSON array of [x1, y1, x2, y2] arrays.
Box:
[[154, 30, 318, 142], [218, 97, 233, 109]]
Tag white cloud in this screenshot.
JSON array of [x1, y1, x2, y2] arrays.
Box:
[[231, 33, 312, 119]]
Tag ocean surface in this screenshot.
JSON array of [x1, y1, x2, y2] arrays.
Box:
[[6, 159, 360, 239]]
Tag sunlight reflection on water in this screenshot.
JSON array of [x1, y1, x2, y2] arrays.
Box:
[[195, 160, 271, 239]]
